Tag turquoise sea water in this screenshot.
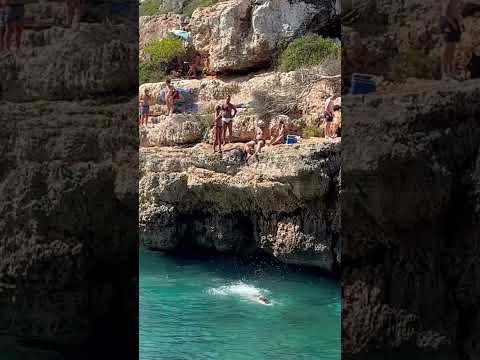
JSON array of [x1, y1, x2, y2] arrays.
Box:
[[140, 249, 341, 360]]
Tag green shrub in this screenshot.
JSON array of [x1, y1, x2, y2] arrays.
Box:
[[139, 62, 168, 85], [182, 0, 219, 17], [388, 49, 440, 82], [302, 126, 323, 139], [140, 0, 163, 16], [279, 34, 341, 72], [140, 38, 193, 84], [145, 38, 187, 66]]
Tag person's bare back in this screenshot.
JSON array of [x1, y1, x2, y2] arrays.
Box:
[[140, 93, 151, 106], [325, 96, 335, 114]]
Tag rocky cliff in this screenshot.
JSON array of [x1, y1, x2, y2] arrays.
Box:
[[342, 79, 480, 359], [138, 0, 341, 272], [0, 100, 138, 355], [190, 0, 335, 72], [0, 0, 137, 102], [0, 0, 138, 356], [139, 66, 338, 144], [140, 139, 341, 271], [140, 0, 339, 73], [343, 0, 480, 79]]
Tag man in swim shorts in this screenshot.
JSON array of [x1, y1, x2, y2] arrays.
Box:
[[324, 94, 337, 138], [139, 88, 152, 126], [440, 0, 464, 80], [220, 95, 237, 145], [5, 0, 26, 52]]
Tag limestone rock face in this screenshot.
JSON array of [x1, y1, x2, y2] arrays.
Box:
[[190, 0, 334, 72], [0, 0, 138, 352], [0, 100, 138, 349], [342, 80, 480, 358], [343, 0, 480, 79], [140, 66, 338, 123], [139, 139, 341, 271], [140, 114, 205, 147], [1, 1, 137, 101]]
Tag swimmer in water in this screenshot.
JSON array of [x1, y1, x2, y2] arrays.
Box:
[[257, 295, 271, 304]]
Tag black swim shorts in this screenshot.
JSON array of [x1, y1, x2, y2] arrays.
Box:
[[440, 16, 462, 43], [324, 111, 334, 123], [445, 29, 461, 43]]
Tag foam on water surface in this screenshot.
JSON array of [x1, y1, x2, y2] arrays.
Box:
[[207, 281, 274, 305]]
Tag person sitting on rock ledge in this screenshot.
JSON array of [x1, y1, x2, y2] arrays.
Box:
[[220, 95, 237, 145], [139, 88, 152, 127], [187, 53, 202, 79], [245, 122, 268, 165], [269, 119, 286, 146]]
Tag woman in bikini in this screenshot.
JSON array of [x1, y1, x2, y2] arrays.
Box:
[[213, 105, 223, 153]]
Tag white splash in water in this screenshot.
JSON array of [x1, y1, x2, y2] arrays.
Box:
[[207, 281, 274, 306]]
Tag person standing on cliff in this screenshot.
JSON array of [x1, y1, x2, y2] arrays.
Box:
[[221, 94, 237, 145], [0, 0, 6, 54], [4, 0, 26, 53], [213, 104, 223, 153], [65, 0, 86, 27], [440, 0, 464, 80], [139, 88, 152, 127], [165, 79, 176, 115], [324, 94, 337, 138]]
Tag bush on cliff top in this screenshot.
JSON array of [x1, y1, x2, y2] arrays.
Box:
[[388, 49, 440, 82], [145, 37, 187, 66], [182, 0, 220, 16], [140, 0, 163, 16], [279, 35, 341, 72], [140, 37, 194, 84]]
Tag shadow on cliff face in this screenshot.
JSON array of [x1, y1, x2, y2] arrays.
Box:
[[174, 211, 257, 255], [0, 0, 139, 353], [341, 81, 480, 359]]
